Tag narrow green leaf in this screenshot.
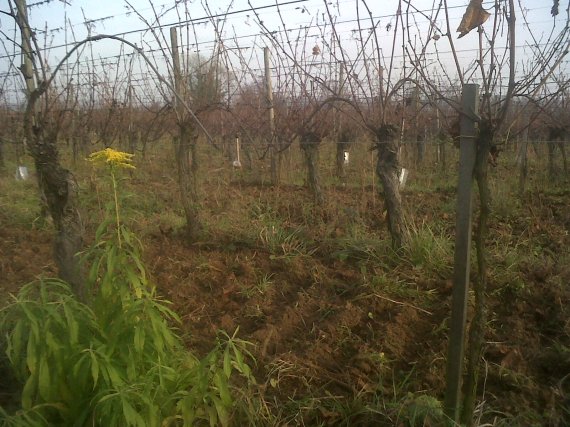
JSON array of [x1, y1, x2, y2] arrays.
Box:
[[38, 356, 51, 401], [134, 327, 145, 353], [179, 395, 196, 425], [106, 364, 123, 387], [122, 397, 147, 427], [223, 346, 232, 379], [73, 352, 89, 380], [21, 373, 37, 409], [212, 395, 230, 427], [45, 330, 62, 360], [206, 403, 218, 427], [26, 330, 38, 375], [106, 245, 117, 276], [232, 344, 244, 370], [39, 281, 48, 303], [126, 354, 137, 381], [121, 226, 132, 246], [125, 268, 143, 298], [8, 320, 24, 367], [63, 303, 80, 345], [154, 302, 180, 323], [214, 371, 232, 407], [89, 255, 103, 285], [47, 302, 66, 329], [20, 303, 40, 340], [95, 218, 113, 241], [90, 351, 100, 388]]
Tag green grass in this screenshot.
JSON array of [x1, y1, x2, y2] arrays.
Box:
[[366, 273, 437, 304], [249, 202, 317, 259], [1, 141, 568, 426], [0, 167, 46, 229], [329, 233, 392, 266], [404, 221, 453, 277]]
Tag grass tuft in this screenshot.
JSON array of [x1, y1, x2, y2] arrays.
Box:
[[404, 221, 453, 277]]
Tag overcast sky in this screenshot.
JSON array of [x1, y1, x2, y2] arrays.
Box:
[[1, 0, 567, 105]]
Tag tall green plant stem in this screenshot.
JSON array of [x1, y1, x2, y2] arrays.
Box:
[[110, 167, 122, 248]]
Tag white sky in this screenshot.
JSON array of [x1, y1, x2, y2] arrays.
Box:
[[0, 0, 568, 105]]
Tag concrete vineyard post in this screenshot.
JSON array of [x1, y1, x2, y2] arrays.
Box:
[[444, 83, 479, 422]]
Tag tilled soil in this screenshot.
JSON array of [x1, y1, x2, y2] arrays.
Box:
[[1, 185, 569, 425]]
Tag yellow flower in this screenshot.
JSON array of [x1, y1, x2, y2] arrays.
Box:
[[89, 148, 135, 169]]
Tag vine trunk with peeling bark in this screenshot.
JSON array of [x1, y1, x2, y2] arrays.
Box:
[[15, 0, 85, 299], [300, 130, 324, 205], [176, 122, 201, 239], [374, 125, 408, 250]]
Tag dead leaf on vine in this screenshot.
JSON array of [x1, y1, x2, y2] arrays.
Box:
[[551, 0, 560, 17], [457, 0, 491, 38]]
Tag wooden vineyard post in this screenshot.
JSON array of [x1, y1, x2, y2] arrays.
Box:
[[444, 83, 479, 422], [170, 26, 201, 238], [264, 47, 278, 185], [169, 27, 184, 120], [335, 61, 346, 178]]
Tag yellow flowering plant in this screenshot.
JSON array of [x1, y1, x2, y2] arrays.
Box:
[[86, 148, 152, 302], [88, 147, 135, 169], [0, 147, 256, 426], [89, 148, 135, 249]]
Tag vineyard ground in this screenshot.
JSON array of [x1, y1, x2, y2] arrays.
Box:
[[1, 141, 569, 425]]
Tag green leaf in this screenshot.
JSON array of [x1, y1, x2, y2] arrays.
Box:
[[46, 301, 66, 328], [73, 352, 89, 380], [132, 256, 148, 282], [125, 267, 143, 298], [39, 282, 49, 303], [212, 395, 229, 427], [21, 373, 37, 409], [26, 330, 38, 375], [122, 397, 145, 427], [121, 226, 133, 246], [106, 245, 118, 277], [8, 320, 24, 367], [20, 303, 40, 341], [153, 302, 180, 323], [232, 342, 252, 378], [214, 371, 232, 407], [45, 330, 62, 365], [223, 346, 232, 379], [134, 327, 145, 353], [95, 218, 113, 241], [232, 343, 244, 370], [106, 364, 123, 387], [38, 356, 51, 401], [89, 255, 104, 285], [63, 303, 80, 345], [206, 403, 218, 427], [179, 395, 196, 425], [90, 351, 100, 388], [126, 354, 137, 381]]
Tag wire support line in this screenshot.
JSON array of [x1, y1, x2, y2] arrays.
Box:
[[1, 1, 562, 61]]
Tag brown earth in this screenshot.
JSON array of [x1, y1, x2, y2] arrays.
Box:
[[1, 175, 569, 425]]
